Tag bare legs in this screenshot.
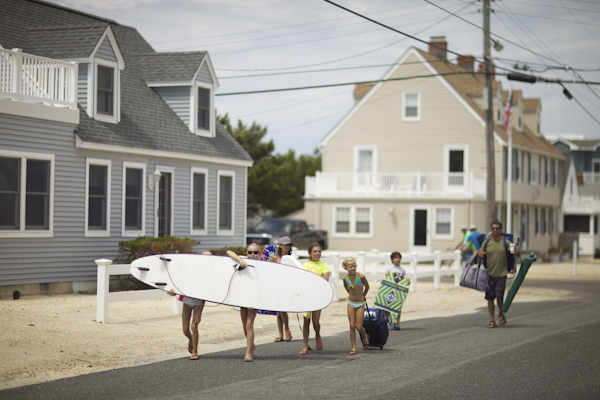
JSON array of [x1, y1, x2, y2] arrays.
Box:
[[241, 307, 258, 360], [487, 297, 504, 327], [276, 312, 291, 341], [300, 310, 323, 354], [347, 304, 368, 354], [182, 302, 204, 359]]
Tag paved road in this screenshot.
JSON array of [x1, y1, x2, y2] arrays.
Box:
[[2, 279, 599, 400]]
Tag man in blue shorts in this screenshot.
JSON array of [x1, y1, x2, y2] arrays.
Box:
[[477, 221, 519, 328]]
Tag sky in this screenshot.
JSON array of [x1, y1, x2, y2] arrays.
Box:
[[49, 0, 600, 155]]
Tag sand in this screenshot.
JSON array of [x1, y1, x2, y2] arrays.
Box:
[[1, 260, 598, 390]]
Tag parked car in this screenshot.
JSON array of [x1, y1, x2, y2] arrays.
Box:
[[247, 218, 328, 250]]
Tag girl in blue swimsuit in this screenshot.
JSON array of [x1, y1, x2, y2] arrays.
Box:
[[342, 257, 370, 355]]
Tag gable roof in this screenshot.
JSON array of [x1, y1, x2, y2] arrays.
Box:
[[414, 47, 561, 158], [0, 0, 251, 164]]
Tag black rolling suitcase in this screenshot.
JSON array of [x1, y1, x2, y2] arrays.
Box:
[[362, 304, 389, 349]]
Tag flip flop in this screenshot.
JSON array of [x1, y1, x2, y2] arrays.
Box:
[[285, 333, 292, 342], [244, 356, 254, 362], [487, 321, 497, 328], [188, 342, 193, 354], [316, 338, 323, 351], [274, 337, 284, 342], [190, 355, 199, 361], [298, 349, 309, 355], [499, 315, 507, 325], [349, 349, 357, 355]]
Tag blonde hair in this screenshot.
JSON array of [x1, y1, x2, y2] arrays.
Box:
[[247, 243, 261, 252], [342, 257, 355, 268]]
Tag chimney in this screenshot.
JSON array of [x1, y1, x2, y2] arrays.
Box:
[[478, 61, 495, 78], [429, 36, 447, 62], [353, 83, 374, 105], [457, 55, 475, 72]]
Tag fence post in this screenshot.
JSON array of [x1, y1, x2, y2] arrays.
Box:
[[357, 251, 366, 274], [409, 252, 418, 292], [370, 249, 379, 275], [330, 252, 340, 301], [11, 48, 22, 100], [453, 250, 462, 286], [95, 258, 113, 324], [433, 251, 441, 289], [573, 239, 578, 276]]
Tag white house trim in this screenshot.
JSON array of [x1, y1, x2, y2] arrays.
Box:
[[190, 167, 209, 236], [121, 161, 146, 237], [85, 158, 111, 238]]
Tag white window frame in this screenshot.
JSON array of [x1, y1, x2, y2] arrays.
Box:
[[121, 162, 146, 237], [94, 59, 119, 124], [0, 150, 54, 238], [353, 145, 378, 175], [402, 92, 421, 121], [496, 89, 503, 124], [85, 158, 111, 238], [217, 170, 235, 236], [531, 154, 539, 185], [433, 206, 454, 239], [193, 81, 215, 138], [332, 204, 373, 238], [190, 167, 208, 235]]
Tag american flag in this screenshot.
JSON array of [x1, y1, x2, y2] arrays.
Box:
[[502, 89, 513, 137]]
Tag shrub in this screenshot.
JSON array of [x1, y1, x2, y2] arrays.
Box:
[[115, 236, 200, 264]]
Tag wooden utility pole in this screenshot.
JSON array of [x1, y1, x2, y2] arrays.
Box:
[[483, 0, 496, 229]]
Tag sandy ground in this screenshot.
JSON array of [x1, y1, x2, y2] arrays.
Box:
[[1, 260, 599, 390]]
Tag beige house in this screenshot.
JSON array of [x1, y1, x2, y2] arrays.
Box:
[[303, 37, 564, 255]]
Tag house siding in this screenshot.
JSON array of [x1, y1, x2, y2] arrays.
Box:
[[196, 62, 212, 85], [0, 113, 247, 286], [96, 36, 117, 62], [77, 63, 88, 112], [153, 86, 191, 127]]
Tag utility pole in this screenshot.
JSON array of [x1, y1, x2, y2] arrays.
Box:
[[483, 0, 496, 229]]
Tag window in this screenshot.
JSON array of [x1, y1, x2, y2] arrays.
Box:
[[527, 153, 531, 183], [197, 87, 210, 131], [514, 150, 520, 182], [0, 151, 54, 237], [403, 93, 420, 120], [550, 159, 556, 187], [544, 157, 549, 186], [122, 162, 145, 236], [85, 159, 111, 237], [531, 154, 539, 185], [217, 171, 235, 235], [434, 207, 453, 238], [97, 65, 114, 116], [445, 146, 468, 189], [333, 205, 373, 237], [191, 168, 207, 234], [541, 208, 547, 235]]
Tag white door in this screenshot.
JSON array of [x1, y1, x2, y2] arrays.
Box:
[[410, 205, 431, 254], [354, 146, 376, 193]]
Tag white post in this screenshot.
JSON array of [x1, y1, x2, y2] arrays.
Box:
[[370, 249, 379, 275], [410, 252, 418, 292], [453, 250, 462, 286], [95, 258, 113, 324], [573, 239, 578, 276], [11, 48, 22, 100], [357, 251, 366, 274], [331, 252, 340, 301], [433, 250, 442, 289]]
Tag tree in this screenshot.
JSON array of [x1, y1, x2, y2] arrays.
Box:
[[218, 113, 321, 217]]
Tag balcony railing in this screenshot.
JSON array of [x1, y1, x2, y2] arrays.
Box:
[[582, 172, 600, 184], [305, 172, 486, 198], [0, 48, 77, 109], [563, 195, 600, 214]]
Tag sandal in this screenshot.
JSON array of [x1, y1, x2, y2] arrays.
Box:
[[487, 321, 497, 329], [349, 349, 357, 355], [274, 337, 284, 342], [316, 338, 323, 351], [298, 349, 309, 355], [190, 355, 199, 361], [499, 314, 507, 325], [244, 356, 254, 362], [285, 330, 293, 341]]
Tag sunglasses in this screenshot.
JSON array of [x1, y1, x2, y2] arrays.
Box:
[[491, 227, 501, 230], [247, 251, 260, 255]]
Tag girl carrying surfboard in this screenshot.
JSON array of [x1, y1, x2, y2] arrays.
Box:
[[299, 243, 330, 355]]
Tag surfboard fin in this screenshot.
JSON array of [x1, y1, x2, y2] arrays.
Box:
[[159, 256, 171, 262], [154, 282, 167, 286], [137, 267, 150, 271]]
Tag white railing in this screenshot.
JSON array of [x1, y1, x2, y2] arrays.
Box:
[[582, 172, 600, 184], [0, 48, 77, 109], [96, 259, 182, 324], [296, 249, 462, 301], [305, 171, 486, 198], [563, 195, 600, 213]]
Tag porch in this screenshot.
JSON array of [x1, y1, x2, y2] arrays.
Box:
[[305, 171, 486, 198]]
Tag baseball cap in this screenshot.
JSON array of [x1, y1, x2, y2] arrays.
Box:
[[461, 226, 468, 231], [469, 224, 477, 230], [278, 236, 293, 245]]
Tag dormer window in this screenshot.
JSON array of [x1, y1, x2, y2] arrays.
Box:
[[94, 60, 119, 123], [97, 65, 114, 116], [197, 87, 210, 130], [194, 82, 214, 137]]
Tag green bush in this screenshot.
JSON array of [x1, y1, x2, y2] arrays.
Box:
[[115, 236, 200, 264]]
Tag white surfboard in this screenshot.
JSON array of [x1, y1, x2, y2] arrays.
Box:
[[130, 254, 333, 312]]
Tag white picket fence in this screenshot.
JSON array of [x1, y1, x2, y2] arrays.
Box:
[[95, 259, 182, 324], [296, 250, 463, 301], [95, 250, 463, 322]]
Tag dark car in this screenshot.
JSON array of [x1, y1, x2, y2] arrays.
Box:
[[246, 218, 328, 250]]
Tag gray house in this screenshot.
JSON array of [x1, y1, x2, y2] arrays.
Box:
[[0, 0, 252, 297]]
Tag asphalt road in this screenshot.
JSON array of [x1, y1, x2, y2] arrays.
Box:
[[2, 279, 599, 400]]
